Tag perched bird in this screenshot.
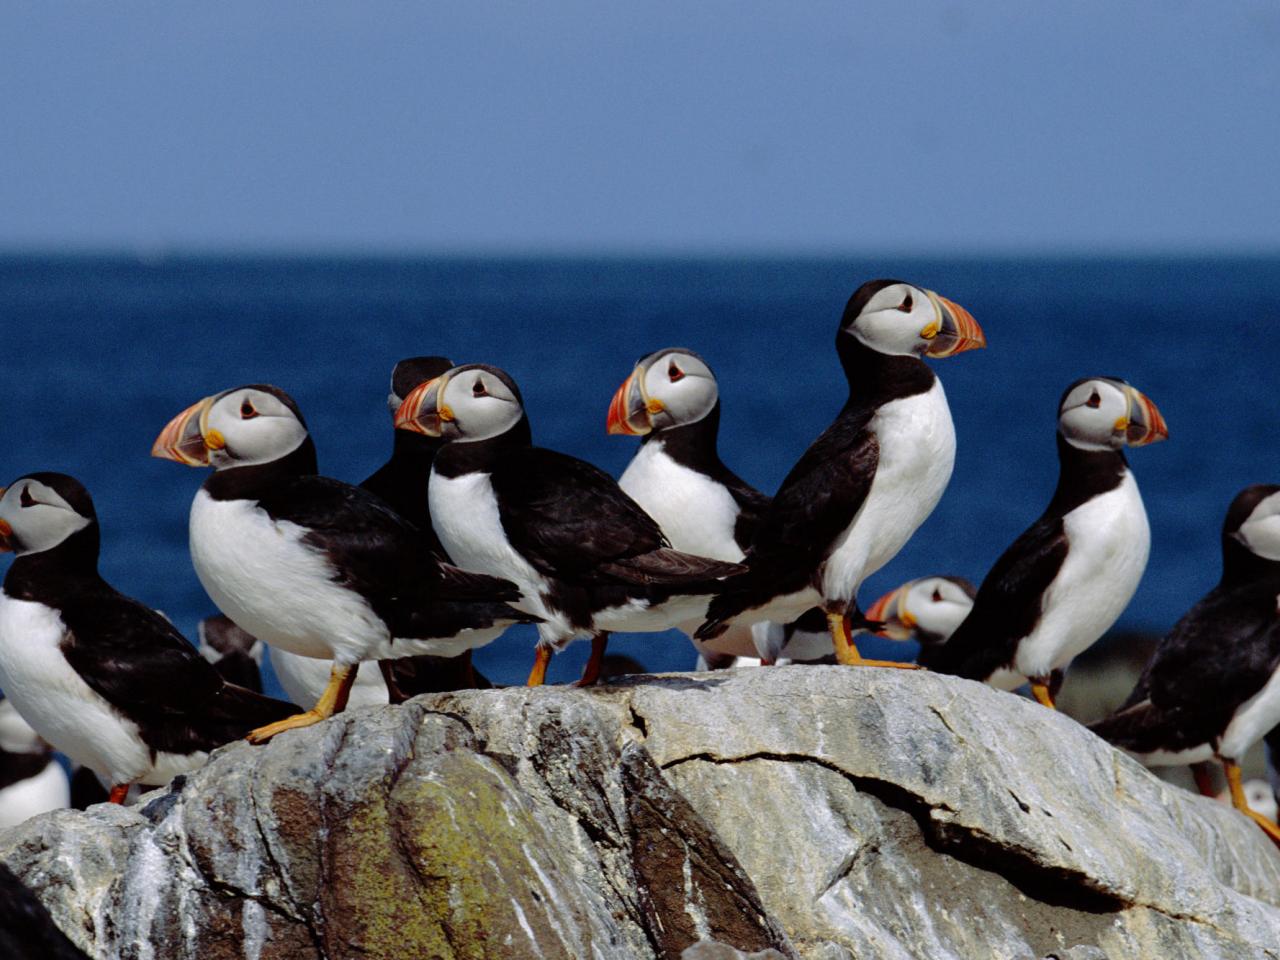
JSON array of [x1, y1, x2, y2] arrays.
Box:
[[395, 363, 744, 685], [1090, 484, 1280, 844], [925, 377, 1167, 707], [607, 346, 818, 664], [0, 474, 297, 800], [152, 384, 534, 741], [0, 694, 70, 829], [197, 613, 264, 692], [194, 358, 486, 705], [865, 575, 977, 651], [696, 280, 985, 665]]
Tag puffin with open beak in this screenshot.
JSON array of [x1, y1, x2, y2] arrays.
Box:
[[695, 279, 985, 666], [866, 575, 977, 650], [396, 363, 744, 686], [1090, 484, 1280, 847], [0, 473, 298, 801], [608, 347, 828, 665], [152, 384, 535, 743], [928, 377, 1168, 708]]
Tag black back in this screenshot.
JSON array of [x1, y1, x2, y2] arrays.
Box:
[[0, 864, 91, 960]]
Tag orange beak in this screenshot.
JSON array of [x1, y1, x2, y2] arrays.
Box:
[[606, 367, 653, 436], [395, 375, 448, 437], [923, 292, 986, 358], [151, 396, 216, 466], [0, 517, 12, 553], [865, 583, 916, 640], [1122, 386, 1169, 447]]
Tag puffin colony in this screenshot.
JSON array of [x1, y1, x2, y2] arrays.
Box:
[[2, 277, 1279, 854]]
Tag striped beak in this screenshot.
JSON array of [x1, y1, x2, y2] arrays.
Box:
[[395, 375, 449, 437], [1119, 385, 1169, 447], [606, 367, 654, 436], [152, 396, 216, 466], [0, 515, 11, 553], [865, 584, 917, 641], [922, 291, 985, 358]]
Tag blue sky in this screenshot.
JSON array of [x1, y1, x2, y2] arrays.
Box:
[[2, 2, 1279, 254]]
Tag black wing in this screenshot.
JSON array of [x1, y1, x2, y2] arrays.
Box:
[[259, 476, 528, 637], [60, 590, 295, 757], [715, 467, 772, 551], [923, 515, 1069, 680], [1092, 582, 1280, 753], [490, 448, 670, 581], [697, 413, 878, 638]]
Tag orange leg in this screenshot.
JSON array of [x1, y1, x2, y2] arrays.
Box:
[[108, 784, 130, 805], [527, 646, 553, 687], [1225, 759, 1280, 846], [1030, 678, 1056, 710], [829, 612, 920, 669], [248, 663, 358, 744], [574, 634, 608, 687]]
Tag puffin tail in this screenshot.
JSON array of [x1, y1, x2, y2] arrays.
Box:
[[1087, 700, 1164, 751], [207, 683, 300, 737]]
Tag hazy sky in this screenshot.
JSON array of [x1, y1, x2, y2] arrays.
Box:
[[3, 2, 1279, 254]]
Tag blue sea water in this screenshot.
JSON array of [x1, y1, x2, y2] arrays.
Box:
[[1, 255, 1276, 693]]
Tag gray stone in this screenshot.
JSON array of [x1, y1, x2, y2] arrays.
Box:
[[2, 667, 1278, 959]]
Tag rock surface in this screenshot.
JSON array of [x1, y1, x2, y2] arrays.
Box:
[[2, 667, 1280, 959]]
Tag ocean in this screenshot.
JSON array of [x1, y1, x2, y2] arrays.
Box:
[[1, 255, 1276, 692]]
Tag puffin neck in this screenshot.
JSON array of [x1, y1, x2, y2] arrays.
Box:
[[835, 333, 935, 409], [643, 403, 726, 476], [389, 428, 443, 467], [203, 436, 319, 501], [4, 524, 104, 602], [1044, 433, 1128, 517], [432, 416, 534, 478], [1221, 538, 1280, 586]]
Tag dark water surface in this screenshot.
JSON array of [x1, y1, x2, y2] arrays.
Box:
[[2, 255, 1276, 691]]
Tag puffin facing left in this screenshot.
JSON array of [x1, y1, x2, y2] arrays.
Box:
[[0, 473, 297, 801], [152, 385, 535, 742]]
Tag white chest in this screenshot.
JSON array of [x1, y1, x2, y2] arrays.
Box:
[[823, 380, 957, 601], [189, 490, 385, 662], [1015, 470, 1150, 677], [618, 442, 745, 563], [0, 593, 153, 783]]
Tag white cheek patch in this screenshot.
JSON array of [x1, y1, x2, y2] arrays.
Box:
[[12, 503, 90, 556], [1240, 512, 1280, 561]]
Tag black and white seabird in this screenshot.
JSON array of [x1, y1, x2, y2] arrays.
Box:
[[865, 574, 977, 653], [928, 377, 1168, 707], [394, 363, 744, 685], [607, 346, 822, 664], [0, 693, 70, 828], [0, 474, 297, 800], [152, 384, 535, 741], [1090, 484, 1280, 844], [695, 280, 985, 665]]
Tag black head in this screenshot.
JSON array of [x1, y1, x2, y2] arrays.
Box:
[[388, 356, 455, 415]]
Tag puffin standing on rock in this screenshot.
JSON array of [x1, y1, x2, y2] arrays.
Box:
[[607, 347, 826, 665], [0, 474, 297, 800], [1090, 484, 1280, 845], [695, 279, 985, 665], [395, 363, 745, 685], [927, 377, 1168, 707], [152, 384, 535, 742]]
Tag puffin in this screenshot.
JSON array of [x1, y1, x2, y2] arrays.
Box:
[[197, 613, 265, 692], [0, 862, 92, 960], [152, 384, 535, 741], [0, 473, 297, 800], [695, 279, 985, 665], [865, 574, 977, 652], [0, 694, 70, 828], [1089, 484, 1280, 844], [394, 363, 745, 685], [928, 377, 1168, 707], [606, 346, 822, 664]]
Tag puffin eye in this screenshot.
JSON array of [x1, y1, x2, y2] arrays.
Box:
[[897, 293, 914, 312], [473, 379, 488, 398], [931, 587, 943, 603], [668, 362, 685, 382], [19, 486, 36, 509], [1086, 390, 1101, 409], [240, 399, 259, 419]]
